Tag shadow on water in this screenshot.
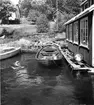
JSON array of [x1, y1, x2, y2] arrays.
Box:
[[1, 53, 94, 105], [73, 72, 94, 105]]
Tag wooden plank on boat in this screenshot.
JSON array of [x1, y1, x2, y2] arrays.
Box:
[[61, 50, 94, 73]]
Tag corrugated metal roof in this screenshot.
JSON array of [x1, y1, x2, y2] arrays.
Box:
[[64, 4, 94, 25]]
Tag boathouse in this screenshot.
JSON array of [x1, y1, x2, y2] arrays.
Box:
[[64, 0, 94, 67]]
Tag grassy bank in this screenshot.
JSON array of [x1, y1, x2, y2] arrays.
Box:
[[0, 24, 67, 50]]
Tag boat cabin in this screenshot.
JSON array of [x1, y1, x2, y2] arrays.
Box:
[[64, 0, 94, 67]]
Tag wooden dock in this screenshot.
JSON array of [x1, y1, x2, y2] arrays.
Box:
[[60, 49, 94, 73]]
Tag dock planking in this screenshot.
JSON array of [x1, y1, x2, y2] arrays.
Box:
[[61, 49, 94, 73]]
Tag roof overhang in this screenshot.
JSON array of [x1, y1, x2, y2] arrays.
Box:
[[64, 4, 94, 25], [80, 0, 87, 6], [53, 9, 63, 15]]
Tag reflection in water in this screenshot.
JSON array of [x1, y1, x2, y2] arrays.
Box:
[[11, 61, 24, 70], [74, 76, 94, 104], [15, 67, 43, 87], [1, 53, 94, 105], [0, 54, 21, 70]]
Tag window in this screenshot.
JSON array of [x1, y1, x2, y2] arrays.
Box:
[[69, 24, 72, 41], [81, 1, 89, 11], [73, 21, 78, 43], [80, 17, 88, 47], [92, 0, 94, 4], [90, 0, 94, 6], [82, 5, 84, 11], [84, 2, 88, 9]]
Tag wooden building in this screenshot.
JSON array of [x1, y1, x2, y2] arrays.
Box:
[[64, 0, 94, 67], [53, 9, 64, 22]]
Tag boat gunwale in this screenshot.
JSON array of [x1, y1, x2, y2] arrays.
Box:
[[35, 44, 62, 61], [0, 47, 21, 56]]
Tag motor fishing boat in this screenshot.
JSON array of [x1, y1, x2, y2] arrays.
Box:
[[0, 47, 21, 60], [36, 44, 63, 66]]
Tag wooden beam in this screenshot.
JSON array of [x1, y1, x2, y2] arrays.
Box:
[[61, 50, 94, 73], [92, 11, 94, 67]]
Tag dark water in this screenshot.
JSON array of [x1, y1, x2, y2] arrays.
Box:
[[1, 53, 94, 105]]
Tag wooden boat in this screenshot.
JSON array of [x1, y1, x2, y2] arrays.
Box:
[[0, 47, 21, 60], [36, 44, 63, 66]]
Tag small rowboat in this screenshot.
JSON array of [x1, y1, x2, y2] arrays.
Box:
[[36, 44, 63, 67], [0, 47, 21, 60]]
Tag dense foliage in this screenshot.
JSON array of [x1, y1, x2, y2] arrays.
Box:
[[27, 10, 41, 23], [20, 0, 81, 21], [46, 0, 81, 15], [0, 0, 16, 23], [20, 0, 32, 17], [46, 0, 81, 32], [20, 0, 81, 33], [20, 0, 54, 20], [36, 14, 49, 33]]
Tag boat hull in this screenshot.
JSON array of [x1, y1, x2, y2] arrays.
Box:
[[37, 59, 62, 67], [36, 44, 63, 67], [0, 47, 21, 60]]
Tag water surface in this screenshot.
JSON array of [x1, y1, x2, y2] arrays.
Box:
[[1, 53, 94, 105]]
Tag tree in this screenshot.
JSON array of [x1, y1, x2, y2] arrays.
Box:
[[27, 9, 41, 23], [20, 0, 81, 23], [0, 0, 16, 23], [20, 0, 46, 17], [46, 0, 56, 8], [20, 0, 33, 17], [65, 0, 81, 14], [20, 0, 54, 20], [33, 4, 54, 20], [46, 0, 81, 15], [36, 14, 49, 33]]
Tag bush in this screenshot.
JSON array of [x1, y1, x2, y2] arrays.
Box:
[[36, 14, 49, 33], [0, 28, 4, 37], [53, 19, 66, 33], [0, 28, 14, 37], [27, 10, 41, 23], [58, 21, 66, 33]]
